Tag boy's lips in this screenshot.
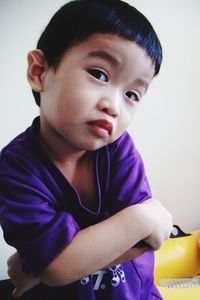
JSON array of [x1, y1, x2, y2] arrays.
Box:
[[88, 119, 113, 137]]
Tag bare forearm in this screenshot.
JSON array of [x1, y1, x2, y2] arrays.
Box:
[[105, 246, 151, 268], [39, 198, 173, 286], [40, 204, 152, 286], [8, 246, 150, 298], [7, 199, 172, 297]]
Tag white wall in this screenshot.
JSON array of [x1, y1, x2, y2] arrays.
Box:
[[128, 0, 200, 233], [0, 0, 200, 279]]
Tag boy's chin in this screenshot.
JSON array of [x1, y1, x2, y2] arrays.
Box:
[[82, 139, 112, 151]]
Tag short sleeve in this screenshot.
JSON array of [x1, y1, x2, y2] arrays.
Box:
[[108, 131, 152, 214], [0, 149, 80, 276]]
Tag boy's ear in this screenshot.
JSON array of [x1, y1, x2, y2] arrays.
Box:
[[27, 50, 47, 92]]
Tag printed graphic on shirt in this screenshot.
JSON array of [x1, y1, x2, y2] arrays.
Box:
[[80, 264, 126, 291]]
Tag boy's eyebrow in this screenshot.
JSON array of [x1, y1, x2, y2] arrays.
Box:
[[87, 50, 121, 67], [134, 79, 150, 93]]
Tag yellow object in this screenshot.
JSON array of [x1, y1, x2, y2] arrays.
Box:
[[154, 229, 200, 300]]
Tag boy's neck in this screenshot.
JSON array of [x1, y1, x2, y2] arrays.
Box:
[[38, 121, 86, 166], [38, 127, 97, 209], [40, 135, 86, 165]]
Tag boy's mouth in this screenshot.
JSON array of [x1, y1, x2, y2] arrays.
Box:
[[88, 119, 113, 137]]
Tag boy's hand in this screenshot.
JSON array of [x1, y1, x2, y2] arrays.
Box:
[[139, 198, 173, 250], [7, 252, 40, 298]]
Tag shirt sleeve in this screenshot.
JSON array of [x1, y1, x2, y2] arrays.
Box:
[[0, 148, 80, 277], [107, 131, 152, 215]]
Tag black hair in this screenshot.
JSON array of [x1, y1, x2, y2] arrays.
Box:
[[33, 0, 162, 106]]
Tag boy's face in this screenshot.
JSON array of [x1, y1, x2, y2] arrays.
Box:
[[29, 34, 155, 154]]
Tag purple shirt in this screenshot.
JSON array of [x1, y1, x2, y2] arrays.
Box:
[[0, 117, 162, 299]]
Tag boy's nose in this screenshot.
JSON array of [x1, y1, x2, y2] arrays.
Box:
[[97, 94, 120, 118]]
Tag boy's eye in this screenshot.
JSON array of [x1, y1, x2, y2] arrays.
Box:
[[88, 69, 108, 82], [125, 91, 139, 102]]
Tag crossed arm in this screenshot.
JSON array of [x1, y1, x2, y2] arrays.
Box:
[[7, 198, 173, 298]]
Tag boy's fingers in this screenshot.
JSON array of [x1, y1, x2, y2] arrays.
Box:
[[12, 288, 24, 298]]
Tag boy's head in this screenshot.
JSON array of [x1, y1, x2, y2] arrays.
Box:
[[32, 0, 162, 106]]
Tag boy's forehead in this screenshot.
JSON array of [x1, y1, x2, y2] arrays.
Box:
[[72, 33, 143, 65], [80, 34, 154, 74], [80, 33, 132, 54]]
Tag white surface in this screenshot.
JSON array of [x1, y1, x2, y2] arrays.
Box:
[[0, 0, 200, 279]]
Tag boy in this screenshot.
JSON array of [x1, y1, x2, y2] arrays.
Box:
[[0, 0, 172, 299]]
